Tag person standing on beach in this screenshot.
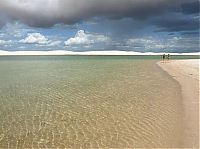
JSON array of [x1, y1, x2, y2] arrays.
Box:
[[167, 54, 170, 60], [162, 54, 165, 61]]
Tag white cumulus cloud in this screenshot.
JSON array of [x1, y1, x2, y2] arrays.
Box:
[[0, 40, 7, 45], [0, 39, 12, 45], [65, 30, 110, 46], [20, 33, 49, 44]]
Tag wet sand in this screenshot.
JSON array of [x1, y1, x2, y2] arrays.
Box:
[[158, 59, 199, 148]]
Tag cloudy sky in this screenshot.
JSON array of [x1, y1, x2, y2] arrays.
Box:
[[0, 0, 199, 53]]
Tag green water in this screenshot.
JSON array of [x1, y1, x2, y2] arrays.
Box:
[[0, 55, 199, 61], [0, 55, 195, 148]]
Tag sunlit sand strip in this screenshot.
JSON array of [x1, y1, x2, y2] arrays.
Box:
[[157, 59, 200, 148]]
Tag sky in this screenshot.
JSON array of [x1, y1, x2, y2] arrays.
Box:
[[0, 0, 199, 53]]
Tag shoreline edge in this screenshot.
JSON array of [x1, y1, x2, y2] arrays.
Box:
[[157, 59, 199, 148]]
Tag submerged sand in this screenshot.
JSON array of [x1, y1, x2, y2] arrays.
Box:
[[158, 59, 199, 148], [0, 57, 185, 148]]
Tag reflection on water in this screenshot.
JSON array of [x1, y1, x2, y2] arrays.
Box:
[[0, 56, 183, 148]]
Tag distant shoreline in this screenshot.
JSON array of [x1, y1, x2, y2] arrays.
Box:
[[0, 50, 199, 56]]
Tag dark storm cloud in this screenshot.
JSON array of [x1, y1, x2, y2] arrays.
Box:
[[181, 31, 199, 36], [181, 1, 200, 14], [154, 17, 199, 32], [152, 8, 199, 33], [0, 0, 195, 28]]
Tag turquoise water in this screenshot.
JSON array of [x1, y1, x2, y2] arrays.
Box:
[[0, 55, 192, 148]]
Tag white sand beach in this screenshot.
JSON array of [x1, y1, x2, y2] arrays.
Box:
[[158, 59, 199, 147]]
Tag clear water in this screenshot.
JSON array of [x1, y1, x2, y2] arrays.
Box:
[[0, 56, 187, 148]]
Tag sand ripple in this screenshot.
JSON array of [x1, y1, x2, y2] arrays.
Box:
[[0, 58, 183, 148]]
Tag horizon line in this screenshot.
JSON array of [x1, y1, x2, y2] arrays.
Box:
[[0, 50, 199, 56]]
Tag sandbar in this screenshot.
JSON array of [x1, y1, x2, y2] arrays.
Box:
[[158, 59, 199, 148]]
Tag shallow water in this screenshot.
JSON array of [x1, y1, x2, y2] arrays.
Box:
[[0, 56, 183, 148]]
